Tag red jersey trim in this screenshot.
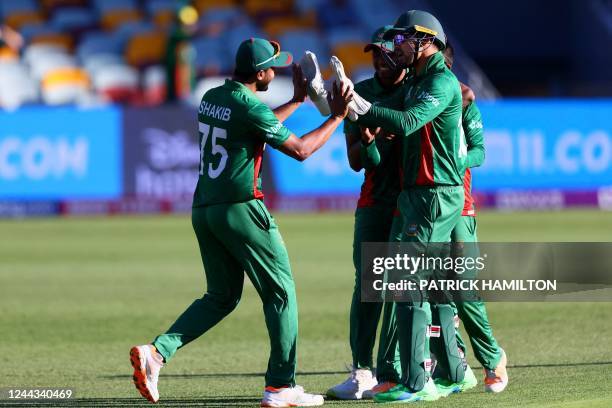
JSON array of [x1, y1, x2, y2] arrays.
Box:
[[357, 169, 376, 208], [253, 143, 264, 199], [462, 168, 475, 216], [415, 122, 435, 185]]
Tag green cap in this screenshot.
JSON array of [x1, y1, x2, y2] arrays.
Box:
[[234, 38, 293, 75], [364, 25, 394, 53], [384, 10, 446, 50]]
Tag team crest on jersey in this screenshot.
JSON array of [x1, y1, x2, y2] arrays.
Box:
[[406, 224, 418, 236]]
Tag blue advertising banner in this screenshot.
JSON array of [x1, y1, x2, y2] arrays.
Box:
[[268, 104, 363, 195], [0, 107, 122, 199], [476, 100, 611, 190], [268, 101, 612, 195]]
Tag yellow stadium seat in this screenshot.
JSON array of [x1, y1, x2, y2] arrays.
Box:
[[4, 11, 44, 30], [262, 12, 316, 37], [30, 33, 73, 51], [153, 10, 175, 28], [0, 46, 19, 61], [244, 0, 293, 16], [332, 42, 371, 76], [40, 0, 87, 13], [125, 31, 168, 68], [41, 67, 89, 90], [101, 9, 142, 31], [41, 67, 90, 105], [194, 0, 236, 13]]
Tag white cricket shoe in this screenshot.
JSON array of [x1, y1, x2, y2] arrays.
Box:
[[484, 348, 509, 393], [326, 368, 377, 400], [362, 381, 398, 399], [130, 345, 163, 403], [261, 385, 324, 407]]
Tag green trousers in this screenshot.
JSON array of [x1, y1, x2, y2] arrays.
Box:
[[451, 215, 502, 370], [350, 206, 402, 382], [396, 186, 465, 392], [153, 200, 298, 388]]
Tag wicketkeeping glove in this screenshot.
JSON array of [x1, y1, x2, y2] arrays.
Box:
[[330, 56, 372, 121], [299, 51, 331, 116]]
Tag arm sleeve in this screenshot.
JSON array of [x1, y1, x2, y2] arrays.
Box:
[[360, 139, 381, 169], [357, 74, 454, 136], [247, 103, 292, 148], [345, 117, 381, 169], [463, 102, 485, 168]]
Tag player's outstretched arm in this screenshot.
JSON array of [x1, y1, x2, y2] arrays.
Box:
[[273, 64, 308, 122], [357, 75, 453, 136], [277, 82, 352, 161]]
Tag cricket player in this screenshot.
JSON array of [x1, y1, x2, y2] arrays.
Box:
[[326, 26, 407, 400], [435, 41, 509, 394], [328, 10, 472, 402], [130, 37, 352, 407]]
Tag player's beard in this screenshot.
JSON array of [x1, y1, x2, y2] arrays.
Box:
[[397, 42, 419, 69], [256, 80, 270, 92]]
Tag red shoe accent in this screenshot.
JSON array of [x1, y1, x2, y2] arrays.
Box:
[[130, 347, 157, 403]]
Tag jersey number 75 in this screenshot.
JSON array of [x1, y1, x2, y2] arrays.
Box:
[[198, 122, 228, 179]]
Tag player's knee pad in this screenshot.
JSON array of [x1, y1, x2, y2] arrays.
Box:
[[431, 304, 465, 383], [397, 303, 431, 390]]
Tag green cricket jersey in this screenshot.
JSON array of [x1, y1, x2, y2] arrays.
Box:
[[193, 79, 291, 207], [345, 74, 408, 208], [357, 52, 465, 188], [462, 101, 485, 216]]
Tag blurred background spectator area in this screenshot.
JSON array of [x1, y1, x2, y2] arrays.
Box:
[[0, 0, 610, 110]]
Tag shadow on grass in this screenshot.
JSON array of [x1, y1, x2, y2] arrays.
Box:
[[508, 360, 612, 369], [102, 370, 348, 380], [0, 397, 261, 407], [103, 361, 612, 381]]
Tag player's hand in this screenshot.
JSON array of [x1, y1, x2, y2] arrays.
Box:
[[380, 129, 397, 141], [291, 63, 308, 103], [328, 81, 353, 119], [460, 82, 475, 108], [360, 127, 377, 144]]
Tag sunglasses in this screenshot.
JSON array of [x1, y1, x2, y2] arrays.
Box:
[[394, 33, 433, 46], [393, 34, 407, 46]]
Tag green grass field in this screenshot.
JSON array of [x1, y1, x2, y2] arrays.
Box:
[[1, 210, 612, 407]]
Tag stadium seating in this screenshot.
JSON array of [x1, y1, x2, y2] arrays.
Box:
[[1, 0, 453, 109], [194, 0, 236, 14], [29, 31, 73, 51], [147, 0, 176, 28], [82, 53, 124, 78], [49, 7, 96, 33], [41, 66, 89, 105], [192, 36, 230, 75], [278, 29, 330, 67], [101, 9, 142, 31], [124, 30, 167, 68], [262, 13, 316, 38], [77, 31, 122, 60], [40, 0, 88, 13], [3, 10, 43, 30], [142, 64, 166, 105], [0, 61, 39, 109], [29, 51, 76, 80], [92, 63, 139, 103]]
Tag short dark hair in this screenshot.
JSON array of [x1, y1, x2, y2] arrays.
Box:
[[232, 68, 258, 83], [443, 39, 454, 68]]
